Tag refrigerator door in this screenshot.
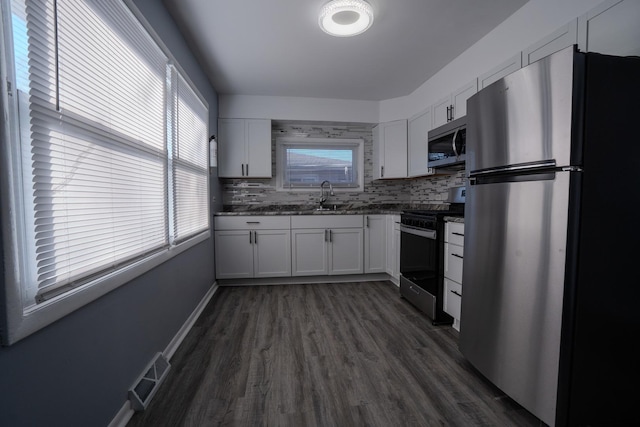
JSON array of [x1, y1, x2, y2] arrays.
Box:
[[466, 46, 576, 174], [460, 172, 571, 427]]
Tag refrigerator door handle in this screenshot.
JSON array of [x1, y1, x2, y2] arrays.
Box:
[[469, 160, 557, 178]]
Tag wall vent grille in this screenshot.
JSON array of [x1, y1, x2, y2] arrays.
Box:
[[128, 352, 170, 411]]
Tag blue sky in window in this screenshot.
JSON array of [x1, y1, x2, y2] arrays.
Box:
[[12, 13, 29, 92], [288, 148, 352, 163]]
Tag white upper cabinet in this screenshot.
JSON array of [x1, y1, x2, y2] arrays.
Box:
[[373, 119, 408, 179], [431, 80, 478, 128], [523, 19, 578, 66], [451, 81, 478, 120], [218, 118, 272, 178], [478, 53, 523, 90], [578, 0, 640, 57], [408, 108, 432, 177]]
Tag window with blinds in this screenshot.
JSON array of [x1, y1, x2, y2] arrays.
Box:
[[4, 0, 210, 313]]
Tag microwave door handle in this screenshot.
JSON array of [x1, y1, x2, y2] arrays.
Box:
[[451, 129, 459, 157]]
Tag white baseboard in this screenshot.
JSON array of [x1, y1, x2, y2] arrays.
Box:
[[164, 282, 218, 360], [108, 401, 133, 427], [108, 281, 218, 427]]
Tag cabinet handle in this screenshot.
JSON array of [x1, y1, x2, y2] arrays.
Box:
[[381, 166, 384, 177], [325, 229, 328, 242], [450, 105, 454, 121], [241, 164, 245, 176], [446, 106, 450, 121], [249, 230, 252, 244], [451, 290, 462, 297], [366, 216, 370, 228], [329, 229, 332, 243], [254, 231, 257, 244], [246, 163, 249, 176], [409, 285, 420, 295], [452, 253, 463, 259], [452, 232, 464, 236], [246, 221, 260, 224]]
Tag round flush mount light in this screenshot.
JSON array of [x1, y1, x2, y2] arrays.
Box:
[[319, 0, 374, 37]]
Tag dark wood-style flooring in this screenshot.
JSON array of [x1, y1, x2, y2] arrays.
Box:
[[127, 281, 543, 426]]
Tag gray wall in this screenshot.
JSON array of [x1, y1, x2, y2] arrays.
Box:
[[0, 1, 219, 425]]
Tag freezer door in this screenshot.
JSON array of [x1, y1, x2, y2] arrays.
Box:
[[459, 172, 571, 427], [466, 46, 576, 173]]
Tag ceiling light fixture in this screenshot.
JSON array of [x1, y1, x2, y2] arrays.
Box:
[[319, 0, 374, 37]]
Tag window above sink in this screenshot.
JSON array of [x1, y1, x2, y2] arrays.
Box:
[[275, 137, 364, 192]]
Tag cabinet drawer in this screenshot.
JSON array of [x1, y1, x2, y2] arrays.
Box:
[[215, 215, 290, 230], [444, 278, 462, 320], [291, 215, 363, 229], [444, 242, 464, 283], [445, 222, 465, 245]]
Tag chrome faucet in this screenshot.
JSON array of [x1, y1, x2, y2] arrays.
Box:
[[319, 180, 334, 208]]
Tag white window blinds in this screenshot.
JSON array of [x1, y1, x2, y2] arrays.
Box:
[[173, 72, 209, 242], [21, 0, 209, 301]]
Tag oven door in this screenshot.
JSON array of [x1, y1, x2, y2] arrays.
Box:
[[399, 224, 438, 295]]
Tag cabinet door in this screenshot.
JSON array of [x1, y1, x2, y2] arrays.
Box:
[[444, 242, 464, 284], [381, 120, 407, 179], [393, 223, 400, 282], [408, 109, 432, 177], [478, 53, 522, 89], [246, 119, 272, 177], [291, 229, 328, 276], [328, 228, 363, 275], [523, 19, 578, 66], [452, 80, 478, 119], [214, 230, 253, 279], [372, 124, 383, 180], [217, 119, 246, 178], [578, 0, 640, 57], [432, 95, 452, 128], [364, 215, 386, 273], [253, 230, 291, 278], [443, 278, 462, 326], [385, 215, 400, 284]]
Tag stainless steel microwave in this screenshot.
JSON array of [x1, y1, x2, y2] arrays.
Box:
[[427, 116, 466, 169]]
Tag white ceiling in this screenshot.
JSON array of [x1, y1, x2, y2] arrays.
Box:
[[163, 0, 529, 101]]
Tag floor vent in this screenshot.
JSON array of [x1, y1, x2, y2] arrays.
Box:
[[129, 352, 170, 411]]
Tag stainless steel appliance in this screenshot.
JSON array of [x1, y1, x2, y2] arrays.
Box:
[[461, 46, 640, 427], [400, 187, 464, 324], [427, 116, 466, 169]]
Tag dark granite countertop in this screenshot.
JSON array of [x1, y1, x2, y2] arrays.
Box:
[[214, 203, 453, 216], [444, 216, 465, 223]]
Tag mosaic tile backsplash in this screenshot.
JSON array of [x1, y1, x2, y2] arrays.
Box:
[[220, 121, 466, 210]]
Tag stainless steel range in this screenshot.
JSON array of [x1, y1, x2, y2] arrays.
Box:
[[399, 187, 464, 325]]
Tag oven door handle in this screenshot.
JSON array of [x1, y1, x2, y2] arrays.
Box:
[[400, 224, 436, 240]]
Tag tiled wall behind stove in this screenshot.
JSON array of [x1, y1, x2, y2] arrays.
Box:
[[220, 121, 466, 209]]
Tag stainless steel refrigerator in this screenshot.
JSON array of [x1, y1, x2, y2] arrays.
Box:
[[460, 45, 640, 427]]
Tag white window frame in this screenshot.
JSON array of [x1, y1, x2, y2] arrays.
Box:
[[275, 137, 364, 192], [0, 0, 210, 345]]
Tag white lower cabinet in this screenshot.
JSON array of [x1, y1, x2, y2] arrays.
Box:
[[213, 230, 254, 279], [364, 215, 386, 274], [214, 216, 291, 279], [291, 215, 364, 277], [385, 214, 400, 285], [443, 221, 465, 331]]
